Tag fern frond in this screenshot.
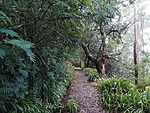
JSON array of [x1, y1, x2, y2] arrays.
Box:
[[0, 29, 19, 37], [17, 77, 24, 83], [2, 81, 14, 87], [18, 69, 28, 78], [0, 10, 11, 23], [25, 49, 35, 62], [4, 39, 35, 62], [0, 10, 6, 17], [0, 100, 7, 112], [5, 39, 33, 48], [0, 87, 13, 93], [0, 48, 6, 58]]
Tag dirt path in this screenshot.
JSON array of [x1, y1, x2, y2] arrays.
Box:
[[69, 71, 108, 113]]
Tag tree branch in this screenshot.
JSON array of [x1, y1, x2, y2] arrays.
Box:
[[81, 44, 96, 63], [106, 29, 121, 36], [108, 52, 121, 56]]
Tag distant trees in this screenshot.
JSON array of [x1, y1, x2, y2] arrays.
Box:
[[120, 0, 150, 84]]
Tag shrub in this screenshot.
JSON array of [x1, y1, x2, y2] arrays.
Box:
[[0, 11, 75, 112], [0, 96, 49, 113], [83, 68, 99, 82], [64, 99, 80, 113], [99, 78, 150, 113], [39, 62, 75, 112]]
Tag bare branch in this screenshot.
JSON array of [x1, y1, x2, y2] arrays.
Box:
[[81, 44, 96, 63], [109, 52, 121, 56], [106, 29, 121, 36]]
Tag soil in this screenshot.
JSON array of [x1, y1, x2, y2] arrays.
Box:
[[68, 71, 109, 113]]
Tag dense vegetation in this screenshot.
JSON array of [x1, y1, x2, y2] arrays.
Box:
[[84, 68, 150, 112], [83, 68, 99, 82], [0, 0, 83, 112], [0, 0, 150, 113], [100, 78, 150, 113]]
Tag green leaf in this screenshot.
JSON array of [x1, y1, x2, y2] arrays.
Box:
[[17, 77, 24, 83], [5, 39, 34, 49], [0, 48, 6, 58], [0, 11, 11, 23], [4, 39, 35, 62], [0, 16, 5, 19], [16, 104, 23, 111], [57, 1, 70, 8], [18, 69, 29, 78], [26, 49, 35, 62], [84, 0, 91, 5], [0, 87, 13, 93], [105, 4, 116, 13], [0, 11, 6, 17], [2, 81, 14, 87], [0, 29, 19, 37], [13, 1, 24, 10]]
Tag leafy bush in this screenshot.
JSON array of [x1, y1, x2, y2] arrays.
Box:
[[83, 68, 99, 82], [33, 62, 75, 112], [0, 30, 35, 99], [63, 99, 80, 113], [0, 10, 75, 113], [0, 96, 50, 113], [0, 11, 48, 113], [99, 78, 150, 113]]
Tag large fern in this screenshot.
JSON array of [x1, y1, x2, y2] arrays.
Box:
[[0, 11, 36, 102], [0, 29, 19, 37], [4, 39, 35, 62]]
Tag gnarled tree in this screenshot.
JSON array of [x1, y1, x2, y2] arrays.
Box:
[[81, 0, 132, 75]]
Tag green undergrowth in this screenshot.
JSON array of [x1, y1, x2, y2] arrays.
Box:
[[0, 10, 76, 113], [0, 61, 75, 113], [99, 78, 150, 113], [83, 68, 99, 82], [56, 99, 80, 113]]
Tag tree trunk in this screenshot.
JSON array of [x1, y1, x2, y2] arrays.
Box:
[[95, 59, 105, 75], [81, 44, 106, 75], [86, 57, 90, 67], [134, 2, 138, 84]]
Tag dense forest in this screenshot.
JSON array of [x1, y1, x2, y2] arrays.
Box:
[[0, 0, 150, 113]]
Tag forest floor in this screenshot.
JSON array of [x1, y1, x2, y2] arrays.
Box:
[[68, 71, 108, 113]]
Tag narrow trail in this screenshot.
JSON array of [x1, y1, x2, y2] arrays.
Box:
[[69, 71, 108, 113]]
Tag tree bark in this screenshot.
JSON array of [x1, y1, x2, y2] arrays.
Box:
[[95, 59, 105, 75], [86, 57, 90, 67], [134, 2, 138, 84], [82, 44, 107, 75], [81, 44, 96, 63]]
